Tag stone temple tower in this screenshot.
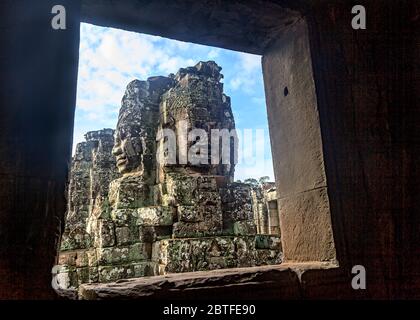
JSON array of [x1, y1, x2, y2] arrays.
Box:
[[55, 61, 282, 290]]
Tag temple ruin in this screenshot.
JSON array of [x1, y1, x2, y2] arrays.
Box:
[[55, 61, 282, 290]]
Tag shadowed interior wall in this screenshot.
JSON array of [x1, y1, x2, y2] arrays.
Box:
[[80, 0, 302, 54], [305, 0, 420, 298], [0, 0, 81, 299]]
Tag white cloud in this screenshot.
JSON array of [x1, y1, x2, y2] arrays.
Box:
[[229, 53, 262, 95], [230, 78, 242, 90], [158, 56, 196, 75], [240, 54, 261, 73], [207, 48, 220, 59], [75, 23, 200, 147]]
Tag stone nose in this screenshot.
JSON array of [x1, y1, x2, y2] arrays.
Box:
[[112, 144, 123, 156]]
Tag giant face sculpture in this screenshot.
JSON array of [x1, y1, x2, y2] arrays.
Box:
[[111, 78, 170, 176], [111, 80, 147, 175], [112, 125, 143, 174]]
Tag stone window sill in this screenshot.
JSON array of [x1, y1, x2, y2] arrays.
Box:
[[57, 262, 339, 300]]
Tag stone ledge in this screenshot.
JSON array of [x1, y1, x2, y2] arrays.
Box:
[[73, 262, 338, 300], [81, 0, 301, 55]]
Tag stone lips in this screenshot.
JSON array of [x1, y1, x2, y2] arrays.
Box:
[[55, 61, 282, 291]]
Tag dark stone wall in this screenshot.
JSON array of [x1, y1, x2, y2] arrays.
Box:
[[306, 0, 420, 298], [0, 1, 81, 299], [80, 0, 303, 54]]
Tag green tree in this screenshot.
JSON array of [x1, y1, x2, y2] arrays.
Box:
[[259, 176, 270, 185], [244, 178, 259, 187]]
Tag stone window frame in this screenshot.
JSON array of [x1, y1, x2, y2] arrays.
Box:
[[74, 7, 340, 298]]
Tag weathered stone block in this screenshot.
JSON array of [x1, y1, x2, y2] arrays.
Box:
[[221, 183, 254, 234], [76, 267, 90, 285], [203, 205, 223, 224], [58, 251, 77, 266], [159, 237, 263, 274], [133, 262, 159, 277], [60, 227, 92, 251], [75, 250, 90, 268], [278, 187, 336, 262], [255, 235, 282, 250], [98, 262, 159, 282], [234, 236, 256, 267], [111, 208, 138, 227], [54, 265, 78, 290], [166, 173, 198, 205], [94, 219, 115, 248], [198, 191, 222, 207], [89, 267, 99, 283], [165, 238, 212, 272], [151, 240, 169, 265], [109, 175, 151, 209], [139, 225, 172, 243], [137, 206, 173, 226], [171, 183, 224, 236], [197, 176, 218, 190], [233, 221, 257, 236], [254, 249, 283, 266], [87, 249, 98, 266], [173, 221, 222, 238], [96, 243, 148, 265], [115, 225, 139, 245], [178, 205, 202, 222], [98, 265, 133, 283], [138, 226, 155, 243]]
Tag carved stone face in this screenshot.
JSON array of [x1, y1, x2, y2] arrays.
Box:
[[112, 127, 143, 174]]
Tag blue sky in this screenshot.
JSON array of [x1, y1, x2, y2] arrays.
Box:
[[74, 23, 274, 181]]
